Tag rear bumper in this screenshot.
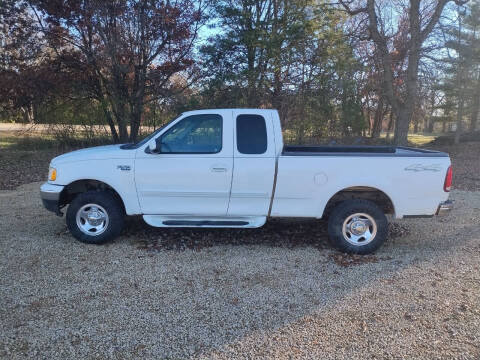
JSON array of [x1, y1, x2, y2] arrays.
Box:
[[40, 182, 65, 216], [436, 200, 454, 215]]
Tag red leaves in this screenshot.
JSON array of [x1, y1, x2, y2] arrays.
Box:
[[2, 0, 203, 141]]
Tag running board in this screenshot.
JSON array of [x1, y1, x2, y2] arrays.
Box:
[[143, 215, 266, 228]]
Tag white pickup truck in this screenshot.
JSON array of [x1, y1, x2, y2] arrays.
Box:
[[40, 109, 453, 254]]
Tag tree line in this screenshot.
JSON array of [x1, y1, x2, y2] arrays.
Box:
[[1, 0, 479, 145]]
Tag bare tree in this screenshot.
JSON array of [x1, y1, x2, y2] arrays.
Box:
[[339, 0, 467, 145]]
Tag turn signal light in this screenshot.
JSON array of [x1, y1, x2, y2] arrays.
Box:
[[48, 167, 57, 181], [444, 166, 452, 192]]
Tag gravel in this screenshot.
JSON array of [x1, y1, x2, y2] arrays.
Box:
[[1, 182, 480, 359]]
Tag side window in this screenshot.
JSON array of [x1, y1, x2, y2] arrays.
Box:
[[160, 114, 222, 153], [236, 114, 268, 154]]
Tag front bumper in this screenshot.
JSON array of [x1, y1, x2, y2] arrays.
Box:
[[40, 182, 65, 216], [436, 200, 454, 215]]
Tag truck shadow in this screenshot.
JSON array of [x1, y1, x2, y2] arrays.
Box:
[[123, 216, 409, 258], [124, 217, 331, 251]]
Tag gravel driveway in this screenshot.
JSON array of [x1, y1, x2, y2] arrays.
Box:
[[1, 182, 479, 359]]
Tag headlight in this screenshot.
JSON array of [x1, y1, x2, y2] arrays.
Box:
[[48, 167, 57, 181]]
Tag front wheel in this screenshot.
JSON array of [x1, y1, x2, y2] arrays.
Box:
[[327, 199, 388, 254], [66, 191, 124, 244]]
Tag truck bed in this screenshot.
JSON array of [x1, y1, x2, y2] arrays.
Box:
[[282, 145, 448, 157]]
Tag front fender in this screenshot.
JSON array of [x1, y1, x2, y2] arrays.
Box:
[[50, 159, 141, 215]]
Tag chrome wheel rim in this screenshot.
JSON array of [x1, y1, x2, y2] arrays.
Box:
[[76, 203, 109, 236], [342, 213, 377, 246]]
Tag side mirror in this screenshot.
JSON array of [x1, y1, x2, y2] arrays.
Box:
[[147, 138, 157, 153]]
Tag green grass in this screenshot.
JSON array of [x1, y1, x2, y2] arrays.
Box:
[[406, 134, 438, 146], [0, 131, 112, 151], [0, 133, 58, 150], [377, 133, 438, 146]]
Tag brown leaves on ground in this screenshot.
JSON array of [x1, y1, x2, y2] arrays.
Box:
[[130, 217, 404, 266], [388, 222, 410, 238], [0, 149, 61, 190], [428, 141, 480, 192], [329, 253, 394, 267], [129, 218, 331, 252]]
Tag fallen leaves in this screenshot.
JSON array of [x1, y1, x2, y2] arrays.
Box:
[[329, 253, 386, 267], [0, 149, 61, 190]]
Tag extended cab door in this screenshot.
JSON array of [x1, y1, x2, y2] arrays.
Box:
[[227, 110, 277, 216], [134, 111, 233, 215]]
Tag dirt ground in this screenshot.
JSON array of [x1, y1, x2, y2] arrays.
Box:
[[1, 137, 479, 358]]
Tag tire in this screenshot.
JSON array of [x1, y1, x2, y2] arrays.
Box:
[[66, 190, 124, 244], [327, 199, 388, 254]]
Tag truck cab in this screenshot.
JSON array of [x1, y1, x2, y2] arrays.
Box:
[[134, 109, 280, 225]]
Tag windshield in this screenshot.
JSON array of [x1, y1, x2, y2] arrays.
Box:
[[120, 117, 178, 149]]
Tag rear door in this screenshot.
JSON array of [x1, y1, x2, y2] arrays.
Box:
[[135, 111, 233, 215], [228, 111, 276, 216]]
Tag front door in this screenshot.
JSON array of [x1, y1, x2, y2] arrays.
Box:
[[135, 112, 233, 215]]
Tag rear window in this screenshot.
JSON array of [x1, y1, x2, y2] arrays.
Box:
[[236, 114, 267, 154]]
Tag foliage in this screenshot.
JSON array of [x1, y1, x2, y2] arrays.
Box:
[[437, 0, 480, 142], [0, 0, 479, 146], [198, 0, 366, 142], [1, 0, 204, 142]]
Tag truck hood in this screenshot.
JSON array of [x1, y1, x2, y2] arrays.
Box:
[[51, 144, 135, 165]]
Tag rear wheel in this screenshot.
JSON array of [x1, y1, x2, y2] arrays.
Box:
[[66, 191, 124, 244], [327, 199, 388, 254]]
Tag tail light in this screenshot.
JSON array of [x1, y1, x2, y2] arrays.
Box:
[[444, 166, 452, 192]]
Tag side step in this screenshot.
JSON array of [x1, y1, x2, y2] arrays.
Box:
[[163, 220, 249, 226], [143, 215, 266, 228]]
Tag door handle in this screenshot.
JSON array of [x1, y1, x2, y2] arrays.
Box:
[[211, 166, 227, 172]]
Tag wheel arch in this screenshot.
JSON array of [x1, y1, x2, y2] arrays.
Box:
[[60, 179, 126, 214], [322, 186, 395, 217]]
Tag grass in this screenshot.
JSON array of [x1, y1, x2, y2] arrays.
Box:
[[406, 133, 438, 146], [0, 132, 59, 150], [0, 131, 112, 151], [282, 128, 439, 147], [376, 133, 439, 146]]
